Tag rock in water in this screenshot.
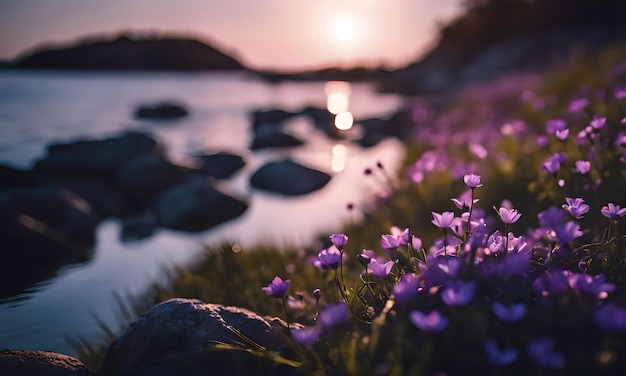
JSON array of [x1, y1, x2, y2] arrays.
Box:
[[0, 349, 91, 376], [134, 102, 189, 120], [195, 152, 246, 179], [250, 159, 331, 195], [156, 178, 248, 232], [34, 132, 161, 179], [99, 298, 291, 376]]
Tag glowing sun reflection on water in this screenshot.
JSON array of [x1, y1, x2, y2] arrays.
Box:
[[325, 81, 354, 130]]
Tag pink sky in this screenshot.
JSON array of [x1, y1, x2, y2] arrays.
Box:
[[0, 0, 464, 71]]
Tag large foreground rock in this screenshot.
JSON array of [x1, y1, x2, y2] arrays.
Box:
[[250, 160, 331, 195], [156, 178, 248, 231], [0, 349, 91, 376], [100, 298, 292, 376]]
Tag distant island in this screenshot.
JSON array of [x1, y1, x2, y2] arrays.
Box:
[[9, 34, 246, 71]]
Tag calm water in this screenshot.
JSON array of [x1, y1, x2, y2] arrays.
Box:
[[0, 71, 406, 355]]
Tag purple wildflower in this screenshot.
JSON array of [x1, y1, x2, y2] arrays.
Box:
[[590, 116, 606, 130], [601, 203, 626, 219], [313, 288, 322, 300], [595, 303, 626, 332], [554, 221, 583, 244], [546, 119, 567, 134], [492, 302, 526, 323], [568, 98, 588, 113], [563, 197, 589, 219], [380, 234, 401, 251], [484, 340, 518, 367], [392, 274, 419, 303], [318, 247, 341, 269], [291, 326, 321, 346], [262, 276, 290, 298], [369, 258, 394, 278], [431, 211, 455, 228], [498, 207, 521, 224], [357, 252, 372, 267], [575, 160, 591, 174], [329, 233, 348, 251], [451, 189, 479, 210], [528, 337, 565, 369], [411, 236, 423, 250], [441, 280, 476, 306], [538, 206, 566, 229], [568, 273, 615, 299], [319, 303, 348, 327], [463, 173, 483, 188], [542, 153, 567, 174], [615, 86, 626, 99], [555, 129, 569, 140], [409, 310, 449, 332]]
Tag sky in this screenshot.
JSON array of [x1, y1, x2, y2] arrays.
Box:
[[0, 0, 465, 71]]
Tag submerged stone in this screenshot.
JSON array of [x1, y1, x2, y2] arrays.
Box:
[[250, 159, 331, 195]]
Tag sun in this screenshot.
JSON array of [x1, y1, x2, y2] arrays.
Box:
[[333, 21, 354, 41]]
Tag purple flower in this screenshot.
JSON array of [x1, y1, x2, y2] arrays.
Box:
[[392, 274, 419, 303], [380, 234, 401, 250], [563, 197, 589, 219], [484, 340, 518, 367], [541, 153, 567, 174], [411, 236, 422, 250], [357, 250, 372, 267], [575, 160, 591, 174], [463, 173, 482, 188], [554, 221, 583, 244], [262, 276, 290, 298], [568, 273, 615, 299], [451, 189, 479, 210], [329, 233, 348, 251], [590, 116, 606, 130], [319, 303, 348, 327], [568, 98, 588, 113], [615, 86, 626, 99], [369, 258, 394, 278], [492, 302, 526, 323], [546, 119, 567, 134], [389, 227, 410, 245], [313, 288, 322, 300], [498, 207, 521, 224], [532, 269, 570, 295], [555, 129, 569, 140], [538, 206, 566, 229], [291, 326, 321, 346], [441, 280, 476, 306], [595, 303, 626, 332], [601, 203, 626, 219], [431, 211, 455, 228], [528, 337, 565, 369], [318, 248, 341, 269], [409, 310, 449, 332]]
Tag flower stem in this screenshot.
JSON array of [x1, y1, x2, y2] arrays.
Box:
[[281, 296, 291, 334]]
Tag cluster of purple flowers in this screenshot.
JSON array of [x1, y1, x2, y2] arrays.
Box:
[[260, 57, 626, 374]]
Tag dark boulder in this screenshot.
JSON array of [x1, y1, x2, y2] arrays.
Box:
[[0, 165, 41, 190], [251, 109, 296, 132], [115, 155, 188, 208], [0, 349, 91, 376], [195, 152, 246, 179], [34, 132, 161, 179], [120, 212, 157, 242], [250, 159, 331, 195], [250, 131, 304, 150], [134, 102, 189, 120], [0, 186, 98, 296], [99, 298, 291, 376], [155, 178, 248, 232], [52, 176, 129, 218]]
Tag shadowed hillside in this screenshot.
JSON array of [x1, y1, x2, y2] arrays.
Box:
[[381, 0, 626, 94]]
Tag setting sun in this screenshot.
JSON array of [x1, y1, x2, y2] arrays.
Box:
[[333, 21, 354, 41]]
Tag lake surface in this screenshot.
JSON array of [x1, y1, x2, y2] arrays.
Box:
[[0, 71, 406, 356]]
